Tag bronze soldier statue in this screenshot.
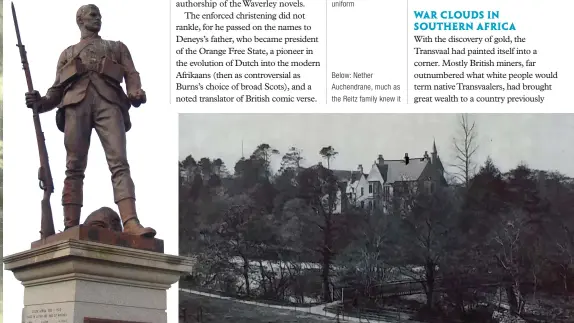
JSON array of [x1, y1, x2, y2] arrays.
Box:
[[25, 4, 155, 237]]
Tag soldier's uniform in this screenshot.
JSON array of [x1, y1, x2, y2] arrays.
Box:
[[37, 34, 155, 237]]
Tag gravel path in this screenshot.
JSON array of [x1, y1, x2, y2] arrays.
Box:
[[180, 288, 405, 322]]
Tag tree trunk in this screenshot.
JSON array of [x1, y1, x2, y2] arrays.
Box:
[[532, 271, 537, 302], [322, 247, 332, 302], [515, 279, 525, 314], [505, 283, 518, 315], [242, 257, 251, 297], [322, 221, 333, 302], [258, 261, 269, 296], [561, 266, 568, 294], [425, 259, 435, 308]]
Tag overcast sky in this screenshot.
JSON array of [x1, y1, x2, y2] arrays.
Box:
[[179, 114, 574, 177]]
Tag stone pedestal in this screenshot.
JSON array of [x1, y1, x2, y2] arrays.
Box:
[[3, 227, 194, 323]]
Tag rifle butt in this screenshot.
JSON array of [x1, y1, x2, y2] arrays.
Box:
[[41, 196, 56, 239]]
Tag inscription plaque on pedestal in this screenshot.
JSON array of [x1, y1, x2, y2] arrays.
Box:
[[24, 304, 71, 323], [84, 319, 149, 323]]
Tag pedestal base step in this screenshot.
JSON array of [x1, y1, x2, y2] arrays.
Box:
[[31, 225, 163, 253]]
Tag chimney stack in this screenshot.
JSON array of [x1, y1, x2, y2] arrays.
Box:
[[424, 151, 430, 161], [358, 164, 363, 174], [404, 153, 410, 164], [318, 161, 323, 167], [377, 154, 384, 165]]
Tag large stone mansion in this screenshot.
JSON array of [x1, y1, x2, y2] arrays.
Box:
[[330, 141, 447, 213]]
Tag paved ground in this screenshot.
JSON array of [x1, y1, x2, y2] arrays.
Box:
[[180, 288, 417, 322], [180, 291, 336, 323]]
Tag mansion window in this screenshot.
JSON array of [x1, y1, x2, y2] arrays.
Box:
[[383, 186, 390, 201], [396, 182, 410, 195], [361, 187, 364, 196], [424, 181, 434, 194], [369, 184, 373, 194]]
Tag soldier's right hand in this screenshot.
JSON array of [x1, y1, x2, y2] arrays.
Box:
[[25, 91, 41, 109]]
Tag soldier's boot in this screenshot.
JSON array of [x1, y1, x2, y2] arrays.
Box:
[[63, 204, 82, 230], [117, 198, 156, 238]]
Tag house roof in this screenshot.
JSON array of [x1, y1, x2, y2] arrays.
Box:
[[332, 170, 365, 183], [434, 156, 445, 172], [330, 153, 436, 185], [376, 158, 429, 184]]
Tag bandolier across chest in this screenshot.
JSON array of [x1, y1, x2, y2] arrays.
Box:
[[71, 39, 119, 72]]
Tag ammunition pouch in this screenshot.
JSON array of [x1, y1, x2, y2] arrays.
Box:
[[56, 108, 66, 132], [59, 57, 124, 86], [59, 58, 87, 85], [99, 57, 125, 84]]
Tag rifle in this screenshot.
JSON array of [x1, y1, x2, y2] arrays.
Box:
[[12, 2, 56, 239]]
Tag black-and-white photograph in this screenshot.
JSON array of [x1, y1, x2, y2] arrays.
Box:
[[178, 114, 574, 323]]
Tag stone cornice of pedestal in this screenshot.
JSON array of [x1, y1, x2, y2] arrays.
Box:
[[3, 239, 195, 288]]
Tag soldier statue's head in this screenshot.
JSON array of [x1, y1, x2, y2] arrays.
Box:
[[76, 4, 102, 33]]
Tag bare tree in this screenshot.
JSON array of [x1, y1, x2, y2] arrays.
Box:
[[555, 225, 573, 294], [389, 177, 459, 309], [336, 210, 397, 301], [452, 114, 479, 188], [492, 209, 531, 315]]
